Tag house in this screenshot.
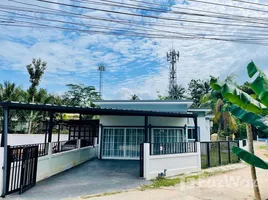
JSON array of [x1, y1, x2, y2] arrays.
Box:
[[93, 100, 211, 160]]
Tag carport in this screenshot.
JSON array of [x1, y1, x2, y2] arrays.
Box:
[[5, 159, 149, 200], [0, 101, 198, 197]]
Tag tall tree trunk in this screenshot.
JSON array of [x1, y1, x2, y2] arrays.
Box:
[[27, 96, 34, 134], [246, 124, 261, 200]]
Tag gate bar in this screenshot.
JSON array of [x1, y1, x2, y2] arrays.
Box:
[[1, 107, 9, 197]]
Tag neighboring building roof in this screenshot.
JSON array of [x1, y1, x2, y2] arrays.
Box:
[[0, 101, 197, 118], [188, 108, 211, 115]]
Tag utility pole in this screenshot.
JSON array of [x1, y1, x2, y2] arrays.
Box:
[[166, 49, 180, 99], [98, 65, 105, 99]]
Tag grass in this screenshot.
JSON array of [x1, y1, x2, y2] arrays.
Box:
[[139, 169, 237, 191], [81, 191, 122, 199], [259, 145, 268, 150]]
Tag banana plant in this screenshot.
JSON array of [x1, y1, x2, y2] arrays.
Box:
[[210, 61, 268, 200]]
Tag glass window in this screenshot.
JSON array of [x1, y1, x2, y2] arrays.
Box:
[[188, 128, 195, 139], [153, 128, 185, 143]]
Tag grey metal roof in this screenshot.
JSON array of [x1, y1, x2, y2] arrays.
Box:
[[0, 101, 197, 118]]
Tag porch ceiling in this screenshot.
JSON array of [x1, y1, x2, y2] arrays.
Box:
[[0, 101, 197, 118]]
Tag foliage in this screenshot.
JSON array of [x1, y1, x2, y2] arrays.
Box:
[[62, 84, 100, 107], [188, 79, 211, 107], [168, 84, 186, 100], [26, 58, 47, 102], [156, 91, 169, 100], [130, 94, 140, 100]]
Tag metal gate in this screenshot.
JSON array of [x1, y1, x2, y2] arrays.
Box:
[[6, 145, 38, 195]]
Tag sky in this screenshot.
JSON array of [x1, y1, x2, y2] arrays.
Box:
[[0, 0, 268, 100]]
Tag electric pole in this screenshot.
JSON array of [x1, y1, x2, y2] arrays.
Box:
[[98, 65, 105, 99], [166, 49, 180, 99]]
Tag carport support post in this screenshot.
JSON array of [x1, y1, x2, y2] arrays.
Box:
[[144, 116, 149, 143], [1, 107, 8, 197], [48, 112, 54, 143], [194, 116, 198, 142]]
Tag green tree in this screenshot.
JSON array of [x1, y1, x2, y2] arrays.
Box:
[[0, 81, 26, 120], [156, 91, 169, 100], [26, 58, 47, 134], [210, 61, 268, 200], [62, 84, 100, 107], [130, 94, 140, 100], [168, 84, 186, 100], [188, 79, 211, 107]]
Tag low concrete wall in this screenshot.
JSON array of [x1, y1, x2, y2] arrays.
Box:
[[37, 143, 97, 182], [143, 143, 201, 180], [1, 134, 68, 146]]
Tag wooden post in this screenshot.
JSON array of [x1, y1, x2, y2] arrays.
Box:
[[194, 117, 198, 142]]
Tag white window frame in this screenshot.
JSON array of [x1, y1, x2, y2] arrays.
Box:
[[151, 128, 187, 143], [102, 127, 145, 160]]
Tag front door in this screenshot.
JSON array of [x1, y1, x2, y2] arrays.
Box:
[[102, 128, 145, 159]]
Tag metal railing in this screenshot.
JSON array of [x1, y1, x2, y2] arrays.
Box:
[[51, 140, 78, 154], [11, 143, 48, 157], [150, 142, 197, 155], [200, 141, 240, 169]]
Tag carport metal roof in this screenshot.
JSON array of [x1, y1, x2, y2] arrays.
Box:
[[0, 101, 197, 118]]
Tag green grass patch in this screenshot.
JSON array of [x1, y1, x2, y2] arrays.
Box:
[[81, 191, 122, 199], [259, 145, 268, 150]]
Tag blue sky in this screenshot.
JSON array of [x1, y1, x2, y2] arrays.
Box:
[[0, 0, 268, 100]]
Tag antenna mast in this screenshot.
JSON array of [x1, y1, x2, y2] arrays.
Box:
[[98, 65, 105, 98], [166, 49, 180, 99]]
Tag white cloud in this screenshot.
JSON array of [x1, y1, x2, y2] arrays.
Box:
[[0, 0, 267, 100]]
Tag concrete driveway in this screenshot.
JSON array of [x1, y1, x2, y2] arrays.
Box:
[[6, 159, 150, 200]]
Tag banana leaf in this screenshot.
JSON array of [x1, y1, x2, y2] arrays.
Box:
[[210, 77, 266, 115], [232, 146, 268, 169], [230, 105, 268, 133], [247, 61, 268, 107]]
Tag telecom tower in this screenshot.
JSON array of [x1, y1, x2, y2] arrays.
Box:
[[166, 49, 180, 99], [98, 65, 105, 98]]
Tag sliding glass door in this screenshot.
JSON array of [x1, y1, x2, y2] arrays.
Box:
[[102, 128, 145, 159]]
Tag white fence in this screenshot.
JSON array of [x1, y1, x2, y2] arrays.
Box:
[[37, 141, 98, 181], [0, 134, 69, 146], [142, 143, 201, 180]]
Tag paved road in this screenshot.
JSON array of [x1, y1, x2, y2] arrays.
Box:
[[6, 160, 150, 200]]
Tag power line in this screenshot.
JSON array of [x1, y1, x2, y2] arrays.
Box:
[[2, 1, 268, 45], [32, 0, 268, 30], [188, 0, 268, 13]]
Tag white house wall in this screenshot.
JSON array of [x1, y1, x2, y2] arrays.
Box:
[[100, 116, 186, 127], [187, 116, 210, 142]]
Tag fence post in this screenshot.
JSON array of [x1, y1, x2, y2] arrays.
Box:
[[206, 143, 210, 168], [196, 142, 201, 170], [227, 141, 231, 163], [48, 143, 52, 177], [218, 142, 221, 166], [143, 143, 150, 180], [93, 137, 98, 147], [78, 139, 81, 163]]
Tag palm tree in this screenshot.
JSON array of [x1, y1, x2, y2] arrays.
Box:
[[130, 94, 140, 100], [169, 84, 186, 100]]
